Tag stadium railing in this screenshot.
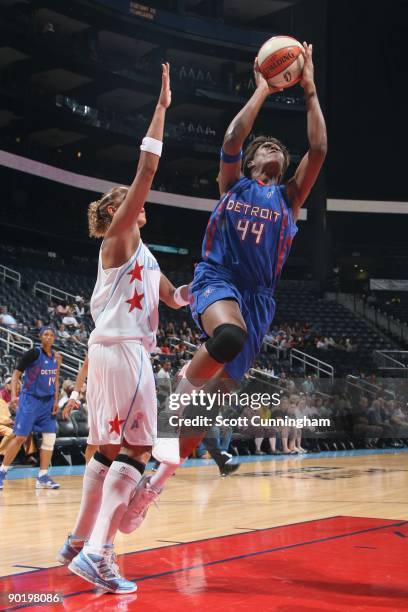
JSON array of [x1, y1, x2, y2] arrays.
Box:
[[290, 348, 334, 381], [346, 374, 396, 399], [328, 292, 408, 344], [33, 281, 78, 305], [0, 325, 33, 354], [0, 265, 21, 289]]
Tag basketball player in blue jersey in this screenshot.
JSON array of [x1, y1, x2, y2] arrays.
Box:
[[0, 327, 62, 490], [124, 42, 327, 527]]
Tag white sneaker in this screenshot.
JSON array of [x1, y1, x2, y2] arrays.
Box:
[[119, 476, 160, 534], [152, 436, 180, 465]]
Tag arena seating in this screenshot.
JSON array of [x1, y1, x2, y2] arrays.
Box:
[[372, 292, 408, 325], [0, 265, 399, 379], [273, 284, 395, 375]]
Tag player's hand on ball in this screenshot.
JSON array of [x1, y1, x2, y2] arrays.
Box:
[[254, 57, 283, 95], [158, 62, 171, 109], [300, 42, 315, 92]]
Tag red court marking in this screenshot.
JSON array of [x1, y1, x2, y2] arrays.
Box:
[[1, 516, 407, 611]]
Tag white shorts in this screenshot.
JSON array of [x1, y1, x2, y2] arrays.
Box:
[[86, 341, 157, 446]]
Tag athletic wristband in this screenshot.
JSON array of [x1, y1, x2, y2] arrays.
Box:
[[220, 148, 243, 163], [70, 390, 80, 401], [174, 285, 190, 307], [140, 137, 163, 157]]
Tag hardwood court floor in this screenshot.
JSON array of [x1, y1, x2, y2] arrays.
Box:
[[0, 451, 407, 610]]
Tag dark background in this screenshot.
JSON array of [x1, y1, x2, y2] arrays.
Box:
[[0, 0, 406, 286]]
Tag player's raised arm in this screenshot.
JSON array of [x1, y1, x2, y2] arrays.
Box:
[[105, 63, 171, 241], [218, 59, 282, 196], [159, 274, 190, 310], [285, 43, 327, 218]]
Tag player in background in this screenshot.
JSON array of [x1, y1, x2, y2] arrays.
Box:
[[0, 327, 62, 490], [61, 355, 98, 463], [57, 64, 190, 594], [122, 42, 327, 531]]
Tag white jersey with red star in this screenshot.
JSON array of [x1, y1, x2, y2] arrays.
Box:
[[88, 239, 161, 351]]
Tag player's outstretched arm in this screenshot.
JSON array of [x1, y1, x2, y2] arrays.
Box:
[[105, 63, 171, 241], [286, 43, 327, 218], [218, 58, 282, 196], [62, 355, 89, 419], [159, 274, 190, 310]]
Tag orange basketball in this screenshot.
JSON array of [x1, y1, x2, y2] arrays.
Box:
[[257, 35, 305, 90]]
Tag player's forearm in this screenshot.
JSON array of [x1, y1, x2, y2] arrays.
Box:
[[161, 280, 190, 310], [169, 284, 190, 310], [139, 104, 167, 176], [305, 89, 327, 154], [54, 377, 60, 403], [74, 359, 88, 393], [223, 88, 268, 148], [10, 370, 21, 400]]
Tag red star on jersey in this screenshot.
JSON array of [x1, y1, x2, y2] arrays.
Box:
[[128, 261, 144, 283], [126, 290, 144, 312], [108, 415, 125, 434]]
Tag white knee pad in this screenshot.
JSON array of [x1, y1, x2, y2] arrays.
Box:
[[41, 432, 56, 451]]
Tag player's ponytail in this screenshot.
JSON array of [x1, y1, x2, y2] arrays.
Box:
[[88, 186, 128, 238]]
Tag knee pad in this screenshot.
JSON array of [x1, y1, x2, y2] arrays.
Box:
[[205, 324, 247, 364], [41, 432, 56, 451]]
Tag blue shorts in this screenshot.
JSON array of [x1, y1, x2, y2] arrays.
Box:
[[13, 393, 56, 437], [190, 262, 276, 382]]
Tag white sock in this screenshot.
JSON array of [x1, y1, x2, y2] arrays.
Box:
[[150, 460, 183, 491], [38, 469, 48, 477], [71, 457, 110, 541], [0, 464, 9, 473], [255, 438, 263, 451], [87, 460, 143, 550]]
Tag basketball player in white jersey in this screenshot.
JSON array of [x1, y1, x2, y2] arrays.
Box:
[[57, 64, 189, 594]]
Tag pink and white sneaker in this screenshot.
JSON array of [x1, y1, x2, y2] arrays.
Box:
[[119, 476, 161, 534]]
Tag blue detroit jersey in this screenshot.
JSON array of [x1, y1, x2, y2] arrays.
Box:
[[22, 347, 58, 398], [202, 177, 298, 290]]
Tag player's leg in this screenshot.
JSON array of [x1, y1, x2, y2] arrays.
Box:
[[69, 441, 150, 593], [153, 299, 248, 464], [128, 374, 239, 523], [0, 435, 27, 489], [86, 441, 151, 549], [85, 444, 98, 463], [201, 425, 239, 477], [35, 399, 60, 489], [185, 298, 248, 381], [0, 425, 14, 456], [1, 394, 37, 485], [67, 342, 156, 592], [58, 444, 120, 564]]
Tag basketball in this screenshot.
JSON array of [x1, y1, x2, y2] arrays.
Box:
[[257, 35, 305, 89]]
